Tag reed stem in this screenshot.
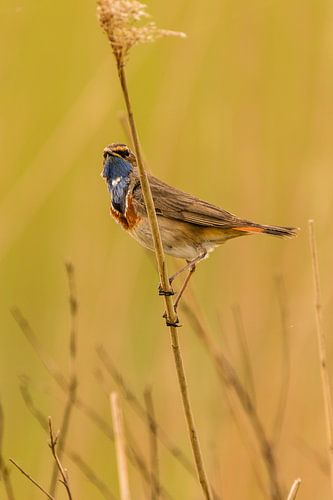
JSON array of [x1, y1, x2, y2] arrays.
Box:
[[117, 63, 213, 500], [309, 220, 333, 497], [110, 392, 131, 500]]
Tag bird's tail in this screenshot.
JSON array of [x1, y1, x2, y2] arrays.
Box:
[[235, 223, 298, 238]]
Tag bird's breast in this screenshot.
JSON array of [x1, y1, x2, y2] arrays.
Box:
[[110, 192, 140, 230]]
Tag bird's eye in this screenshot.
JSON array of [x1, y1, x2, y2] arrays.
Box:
[[103, 150, 110, 159], [119, 149, 129, 157]]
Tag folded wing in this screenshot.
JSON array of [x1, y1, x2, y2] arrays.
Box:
[[131, 172, 244, 228]]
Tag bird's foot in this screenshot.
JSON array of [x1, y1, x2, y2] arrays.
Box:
[[162, 311, 181, 328], [158, 283, 175, 296]]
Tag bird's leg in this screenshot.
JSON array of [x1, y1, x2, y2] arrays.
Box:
[[158, 263, 189, 296], [161, 252, 205, 293], [169, 262, 193, 284], [160, 252, 207, 325], [158, 262, 189, 296], [173, 264, 196, 313], [169, 251, 207, 285], [173, 251, 207, 312]]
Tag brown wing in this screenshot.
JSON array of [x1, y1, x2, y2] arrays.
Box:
[[130, 170, 245, 228]]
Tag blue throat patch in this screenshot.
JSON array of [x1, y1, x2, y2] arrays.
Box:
[[103, 155, 132, 214]]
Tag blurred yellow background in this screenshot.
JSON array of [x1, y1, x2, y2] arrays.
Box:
[[1, 0, 333, 498]]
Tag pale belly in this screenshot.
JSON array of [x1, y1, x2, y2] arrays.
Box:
[[129, 216, 228, 261]]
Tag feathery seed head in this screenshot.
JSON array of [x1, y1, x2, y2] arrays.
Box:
[[97, 0, 186, 66]]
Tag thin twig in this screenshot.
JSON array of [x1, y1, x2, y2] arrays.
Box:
[[0, 404, 16, 500], [110, 393, 131, 500], [286, 478, 301, 500], [49, 262, 78, 496], [48, 417, 73, 500], [309, 219, 333, 495], [48, 379, 77, 495], [144, 388, 160, 499], [19, 379, 117, 499], [9, 459, 54, 500]]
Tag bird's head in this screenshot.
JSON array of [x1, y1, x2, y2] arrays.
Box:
[[101, 143, 136, 193], [102, 143, 136, 176]]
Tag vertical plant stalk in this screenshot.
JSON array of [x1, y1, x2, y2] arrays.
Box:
[[308, 219, 333, 496], [110, 392, 131, 500], [286, 478, 301, 500], [49, 263, 78, 496], [48, 418, 73, 500], [117, 63, 213, 500]]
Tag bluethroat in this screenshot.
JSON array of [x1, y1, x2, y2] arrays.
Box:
[[101, 143, 297, 314]]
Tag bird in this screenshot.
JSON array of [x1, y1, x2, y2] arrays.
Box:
[[101, 142, 297, 315]]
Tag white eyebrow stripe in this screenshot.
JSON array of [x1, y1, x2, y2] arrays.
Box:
[[112, 177, 121, 187]]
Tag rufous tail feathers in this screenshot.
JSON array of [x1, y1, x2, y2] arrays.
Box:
[[236, 224, 298, 238]]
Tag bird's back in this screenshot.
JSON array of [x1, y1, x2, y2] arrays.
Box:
[[130, 168, 297, 238]]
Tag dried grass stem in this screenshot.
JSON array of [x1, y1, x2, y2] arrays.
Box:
[[110, 392, 131, 500], [308, 219, 333, 495], [286, 478, 301, 500]]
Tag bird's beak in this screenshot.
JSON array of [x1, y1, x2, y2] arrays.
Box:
[[101, 149, 112, 179], [101, 152, 111, 179]]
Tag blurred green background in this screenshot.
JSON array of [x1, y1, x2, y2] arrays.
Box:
[[1, 0, 333, 498]]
